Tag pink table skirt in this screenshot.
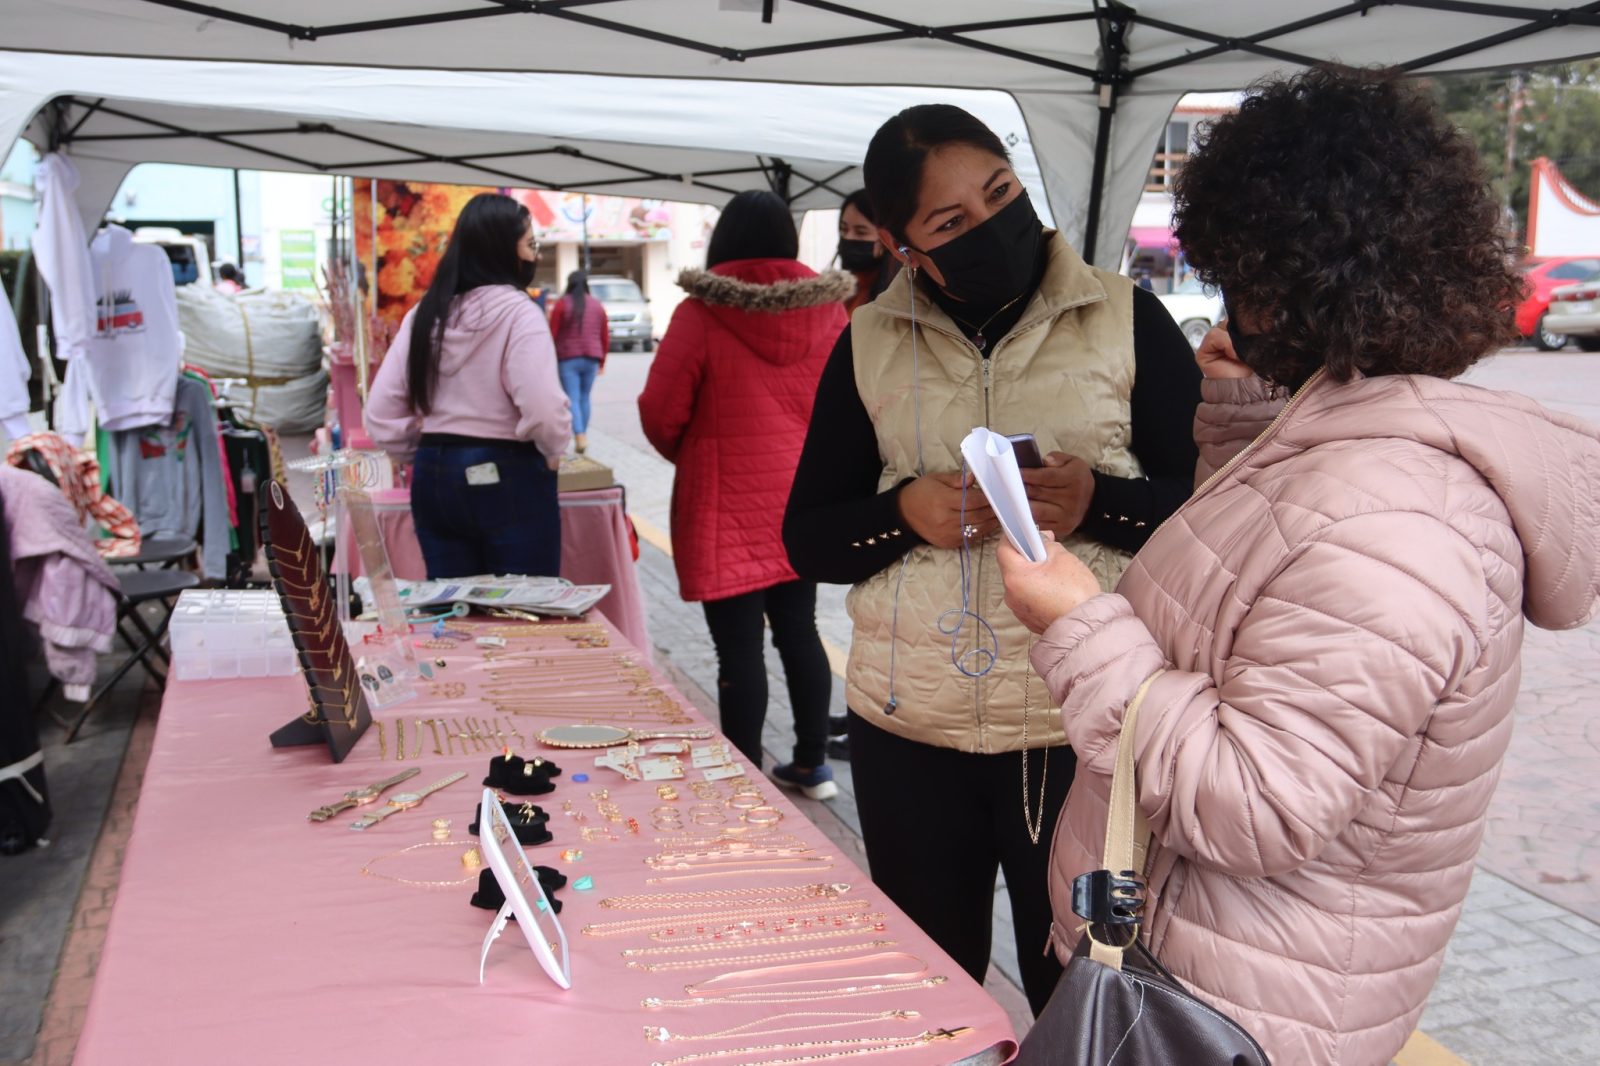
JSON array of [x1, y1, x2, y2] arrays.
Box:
[[72, 616, 1018, 1066], [335, 485, 650, 659]]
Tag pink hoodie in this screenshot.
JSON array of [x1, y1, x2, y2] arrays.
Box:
[[365, 286, 572, 463]]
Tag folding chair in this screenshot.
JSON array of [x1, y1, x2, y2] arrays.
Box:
[[56, 567, 201, 743]]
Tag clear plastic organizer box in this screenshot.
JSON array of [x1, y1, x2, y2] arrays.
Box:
[[170, 589, 299, 680]]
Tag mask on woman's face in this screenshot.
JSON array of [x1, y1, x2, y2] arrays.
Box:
[[1222, 293, 1264, 372], [917, 190, 1043, 309], [837, 238, 882, 273], [517, 259, 537, 290]]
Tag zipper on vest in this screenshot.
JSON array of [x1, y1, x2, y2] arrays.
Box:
[[980, 354, 992, 426]]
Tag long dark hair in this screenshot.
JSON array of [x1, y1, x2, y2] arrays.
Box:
[[406, 192, 531, 415], [564, 270, 589, 328], [863, 105, 1011, 243], [705, 190, 798, 268]]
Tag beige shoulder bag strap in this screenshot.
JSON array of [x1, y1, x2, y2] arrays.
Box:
[[1088, 668, 1167, 969]]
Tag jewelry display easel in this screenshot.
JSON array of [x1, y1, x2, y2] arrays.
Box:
[[260, 480, 373, 763]]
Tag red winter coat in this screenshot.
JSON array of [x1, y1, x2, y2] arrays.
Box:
[[638, 259, 853, 602]]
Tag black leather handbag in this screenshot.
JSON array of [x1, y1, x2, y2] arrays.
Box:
[[1014, 672, 1271, 1066]]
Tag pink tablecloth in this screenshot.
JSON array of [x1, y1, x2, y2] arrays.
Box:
[[73, 617, 1017, 1066], [336, 485, 650, 658]]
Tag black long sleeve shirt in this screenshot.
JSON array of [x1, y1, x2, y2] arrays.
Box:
[[783, 286, 1202, 585]]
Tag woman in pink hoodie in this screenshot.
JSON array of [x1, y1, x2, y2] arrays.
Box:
[[999, 68, 1600, 1064], [366, 193, 572, 579]]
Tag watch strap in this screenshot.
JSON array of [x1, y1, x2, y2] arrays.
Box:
[[372, 767, 422, 792], [350, 803, 403, 831], [417, 771, 467, 799], [308, 797, 357, 822]]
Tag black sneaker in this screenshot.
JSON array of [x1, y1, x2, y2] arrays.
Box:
[[828, 713, 850, 737], [826, 736, 852, 762]]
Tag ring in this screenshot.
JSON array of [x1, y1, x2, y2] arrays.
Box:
[[962, 524, 978, 540]]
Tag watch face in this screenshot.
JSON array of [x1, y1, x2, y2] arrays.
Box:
[[390, 793, 422, 807], [346, 786, 378, 801]]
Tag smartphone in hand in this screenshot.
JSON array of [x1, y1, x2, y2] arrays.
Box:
[[1006, 433, 1044, 468]]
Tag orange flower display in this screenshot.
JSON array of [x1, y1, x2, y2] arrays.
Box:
[[354, 179, 496, 338]]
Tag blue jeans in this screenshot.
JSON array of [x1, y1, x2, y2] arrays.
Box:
[[411, 438, 560, 579], [558, 357, 601, 435]]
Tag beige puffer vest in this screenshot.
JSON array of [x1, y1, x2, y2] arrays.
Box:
[[845, 232, 1142, 753]]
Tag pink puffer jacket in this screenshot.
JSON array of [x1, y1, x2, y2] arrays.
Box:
[[1033, 370, 1600, 1065]]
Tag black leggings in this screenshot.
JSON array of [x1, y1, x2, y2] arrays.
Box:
[[700, 580, 833, 767], [847, 710, 1076, 1016]]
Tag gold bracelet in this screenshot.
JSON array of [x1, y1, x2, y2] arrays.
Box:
[[624, 925, 889, 956], [643, 1009, 919, 1043], [744, 806, 783, 828], [600, 883, 851, 910]]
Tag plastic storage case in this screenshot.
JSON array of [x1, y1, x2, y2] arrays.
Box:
[[170, 588, 299, 680]]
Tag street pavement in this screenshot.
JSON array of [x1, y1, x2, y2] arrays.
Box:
[[587, 344, 1600, 1064]]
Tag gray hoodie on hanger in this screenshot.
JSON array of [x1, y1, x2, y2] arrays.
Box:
[[107, 375, 231, 579]]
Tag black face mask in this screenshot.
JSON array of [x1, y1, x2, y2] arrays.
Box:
[[915, 190, 1043, 311], [837, 238, 882, 273], [1222, 293, 1263, 373], [516, 259, 538, 290]]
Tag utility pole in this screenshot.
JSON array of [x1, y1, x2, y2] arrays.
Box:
[[580, 193, 592, 273], [1503, 72, 1524, 241]]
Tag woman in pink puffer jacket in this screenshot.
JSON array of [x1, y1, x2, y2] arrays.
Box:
[[998, 67, 1600, 1065]]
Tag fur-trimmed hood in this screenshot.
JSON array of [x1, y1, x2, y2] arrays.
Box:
[[676, 258, 853, 366]]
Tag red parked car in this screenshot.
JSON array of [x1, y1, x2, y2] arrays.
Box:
[[1517, 256, 1600, 349]]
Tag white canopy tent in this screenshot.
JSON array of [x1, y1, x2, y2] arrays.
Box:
[[2, 1, 1600, 266], [0, 51, 1052, 231]]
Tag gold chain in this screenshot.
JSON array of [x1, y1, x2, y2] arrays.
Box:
[[623, 925, 888, 957], [628, 941, 895, 973], [601, 883, 849, 910], [647, 1027, 972, 1066], [642, 975, 948, 1008], [648, 911, 887, 945], [584, 898, 864, 938], [643, 1010, 918, 1043], [1021, 645, 1048, 845]]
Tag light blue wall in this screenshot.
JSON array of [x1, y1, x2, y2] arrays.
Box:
[[0, 140, 38, 251], [108, 162, 261, 266]]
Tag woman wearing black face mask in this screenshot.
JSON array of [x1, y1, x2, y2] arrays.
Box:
[[837, 189, 899, 314], [783, 105, 1202, 1015], [367, 192, 571, 579]]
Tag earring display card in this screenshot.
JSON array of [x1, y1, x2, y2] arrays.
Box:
[[260, 480, 373, 763]]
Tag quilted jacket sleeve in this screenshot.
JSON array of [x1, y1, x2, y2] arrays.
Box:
[[1194, 375, 1287, 488], [1031, 510, 1486, 878], [638, 301, 708, 463]]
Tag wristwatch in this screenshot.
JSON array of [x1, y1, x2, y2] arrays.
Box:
[[349, 771, 467, 831], [308, 768, 420, 822]]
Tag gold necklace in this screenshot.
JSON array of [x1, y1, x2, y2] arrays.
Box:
[[642, 975, 948, 1008], [683, 952, 926, 996], [361, 840, 482, 888], [601, 883, 850, 910], [643, 1009, 919, 1043], [647, 1026, 973, 1066], [648, 912, 887, 945], [646, 865, 836, 884], [943, 291, 1025, 352], [1021, 642, 1048, 845], [629, 941, 896, 973], [584, 898, 864, 938], [623, 925, 888, 957]]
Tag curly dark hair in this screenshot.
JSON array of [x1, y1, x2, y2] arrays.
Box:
[[1172, 66, 1520, 387]]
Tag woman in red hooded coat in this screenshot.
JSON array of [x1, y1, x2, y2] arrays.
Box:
[[638, 190, 854, 800]]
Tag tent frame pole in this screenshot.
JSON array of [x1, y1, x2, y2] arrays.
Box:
[[1081, 1, 1133, 267]]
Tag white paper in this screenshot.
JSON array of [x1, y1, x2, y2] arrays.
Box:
[[701, 763, 746, 782], [960, 427, 1048, 563]]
